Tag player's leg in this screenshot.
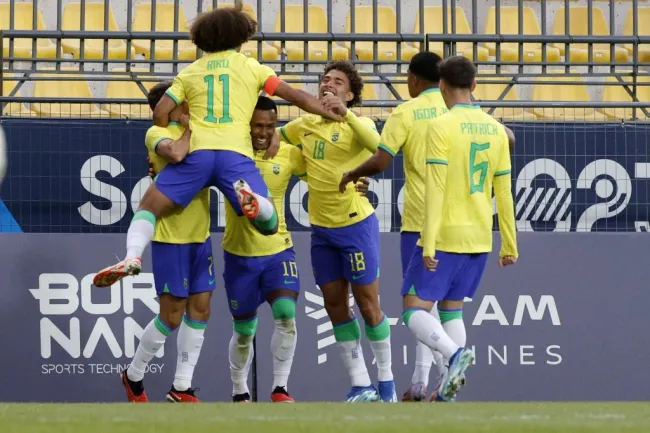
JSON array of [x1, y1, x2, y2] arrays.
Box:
[[311, 227, 376, 402], [261, 247, 300, 402], [211, 150, 278, 235], [223, 251, 263, 402], [122, 242, 189, 402], [167, 238, 216, 402], [93, 151, 213, 288]]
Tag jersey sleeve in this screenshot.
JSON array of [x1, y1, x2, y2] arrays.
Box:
[[289, 145, 307, 177], [145, 126, 172, 154], [279, 118, 304, 147], [247, 58, 279, 95], [495, 130, 512, 177], [165, 72, 186, 106], [425, 120, 450, 164], [378, 107, 408, 157], [350, 115, 380, 153], [494, 131, 518, 258]]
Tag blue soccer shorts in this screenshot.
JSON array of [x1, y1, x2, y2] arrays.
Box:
[[151, 237, 216, 298], [310, 214, 380, 286], [222, 247, 300, 317], [401, 245, 488, 301], [156, 149, 268, 216], [400, 231, 420, 277]]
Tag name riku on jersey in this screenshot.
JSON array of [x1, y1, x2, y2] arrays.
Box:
[[412, 107, 448, 121], [207, 59, 230, 70], [460, 122, 500, 136]]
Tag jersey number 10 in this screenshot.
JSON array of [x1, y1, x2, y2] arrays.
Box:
[[203, 74, 233, 124]]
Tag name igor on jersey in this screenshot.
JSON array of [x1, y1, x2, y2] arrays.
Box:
[[145, 123, 210, 244], [378, 88, 448, 232], [280, 114, 376, 228], [165, 50, 277, 159], [222, 142, 306, 257]]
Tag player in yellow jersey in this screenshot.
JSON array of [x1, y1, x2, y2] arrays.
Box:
[[120, 82, 213, 404], [401, 56, 519, 402], [339, 52, 452, 402], [280, 61, 396, 402], [93, 5, 341, 288]]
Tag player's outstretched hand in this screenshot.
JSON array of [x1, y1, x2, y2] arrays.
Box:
[[499, 256, 517, 268], [423, 256, 438, 272], [339, 170, 360, 193], [321, 93, 348, 117], [263, 131, 280, 160], [355, 177, 370, 196], [180, 113, 191, 129]]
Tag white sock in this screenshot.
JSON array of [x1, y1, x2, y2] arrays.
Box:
[[229, 330, 254, 395], [126, 211, 155, 259], [128, 315, 171, 382], [442, 319, 466, 347], [432, 350, 447, 393], [412, 341, 434, 386], [271, 318, 297, 390], [253, 193, 275, 221], [406, 309, 459, 360], [172, 315, 207, 391], [366, 316, 393, 382], [337, 340, 372, 387]]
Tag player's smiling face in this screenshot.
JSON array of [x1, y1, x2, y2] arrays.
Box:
[[250, 109, 277, 150], [319, 69, 353, 104]]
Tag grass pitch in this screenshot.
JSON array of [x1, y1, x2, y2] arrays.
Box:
[[1, 402, 649, 433]]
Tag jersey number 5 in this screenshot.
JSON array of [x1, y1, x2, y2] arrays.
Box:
[[469, 141, 490, 194], [203, 74, 233, 124]]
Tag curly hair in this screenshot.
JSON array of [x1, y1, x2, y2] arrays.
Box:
[[323, 60, 364, 108], [147, 80, 173, 110], [190, 8, 256, 53]]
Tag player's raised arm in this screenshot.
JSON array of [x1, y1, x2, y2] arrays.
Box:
[[273, 81, 343, 122], [494, 133, 518, 263], [155, 127, 191, 164], [344, 111, 380, 153], [153, 75, 186, 128]]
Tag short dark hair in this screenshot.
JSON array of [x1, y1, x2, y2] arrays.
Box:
[[408, 52, 442, 83], [255, 96, 277, 113], [323, 60, 363, 108], [190, 8, 256, 53], [147, 81, 173, 110], [438, 56, 477, 90]]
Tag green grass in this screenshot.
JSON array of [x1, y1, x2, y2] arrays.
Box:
[[2, 402, 650, 433]]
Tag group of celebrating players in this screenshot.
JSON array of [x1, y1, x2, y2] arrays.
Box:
[[92, 4, 518, 404]]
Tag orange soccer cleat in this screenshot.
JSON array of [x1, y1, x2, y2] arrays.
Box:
[[121, 370, 148, 403], [166, 387, 200, 403], [270, 386, 295, 403], [93, 258, 142, 288]]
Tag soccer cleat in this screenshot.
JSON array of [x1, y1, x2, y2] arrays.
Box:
[[345, 385, 379, 402], [121, 370, 148, 403], [93, 258, 142, 288], [234, 179, 260, 219], [270, 386, 295, 403], [377, 380, 398, 402], [439, 348, 474, 401], [166, 387, 200, 403], [402, 383, 427, 402], [232, 392, 251, 403]]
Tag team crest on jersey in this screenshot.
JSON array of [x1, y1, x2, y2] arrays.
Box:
[[273, 164, 280, 175], [230, 300, 238, 310], [331, 132, 339, 142], [183, 278, 188, 288]]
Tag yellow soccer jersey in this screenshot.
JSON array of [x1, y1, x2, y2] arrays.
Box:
[[222, 142, 306, 257], [419, 104, 518, 258], [378, 88, 448, 232], [145, 123, 210, 244], [165, 50, 278, 159], [280, 114, 377, 228]]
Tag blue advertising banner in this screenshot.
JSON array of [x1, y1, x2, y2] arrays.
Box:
[[0, 119, 649, 233]]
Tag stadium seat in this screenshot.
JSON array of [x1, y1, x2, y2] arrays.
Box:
[[473, 78, 537, 121], [356, 83, 387, 120], [344, 6, 418, 61], [1, 76, 35, 117], [61, 3, 135, 60], [31, 69, 106, 118], [551, 7, 629, 63], [273, 5, 348, 61], [413, 7, 489, 62], [599, 75, 650, 120], [387, 83, 411, 101], [103, 69, 157, 119], [272, 76, 305, 121], [0, 3, 56, 59], [623, 8, 650, 62], [530, 75, 608, 121], [132, 3, 196, 60], [483, 6, 561, 63]]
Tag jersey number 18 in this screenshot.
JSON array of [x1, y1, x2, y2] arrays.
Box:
[[203, 74, 233, 124]]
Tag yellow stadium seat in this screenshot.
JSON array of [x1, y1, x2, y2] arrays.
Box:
[[413, 7, 489, 62], [551, 7, 629, 63], [483, 6, 560, 63], [344, 6, 418, 61], [61, 3, 135, 60], [355, 84, 387, 119], [1, 77, 35, 117], [273, 5, 347, 61], [599, 75, 650, 120], [31, 69, 106, 118], [103, 69, 158, 119], [132, 3, 196, 60], [473, 79, 537, 121], [530, 75, 608, 121], [0, 3, 56, 59], [623, 8, 650, 62], [203, 2, 256, 17], [387, 83, 412, 101], [272, 76, 304, 121]]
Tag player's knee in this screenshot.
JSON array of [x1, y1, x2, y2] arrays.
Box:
[[233, 317, 258, 337], [187, 298, 211, 322], [324, 298, 350, 322], [356, 299, 382, 325], [271, 297, 296, 320], [159, 311, 183, 330]]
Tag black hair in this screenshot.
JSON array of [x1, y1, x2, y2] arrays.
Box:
[[254, 95, 278, 113], [408, 52, 442, 83], [147, 81, 173, 110], [323, 60, 364, 108], [190, 8, 256, 53], [438, 56, 477, 90]]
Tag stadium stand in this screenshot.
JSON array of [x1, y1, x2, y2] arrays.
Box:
[[131, 2, 196, 60], [0, 2, 56, 59]]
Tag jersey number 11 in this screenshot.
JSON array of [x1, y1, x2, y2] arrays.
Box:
[[203, 74, 233, 124]]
